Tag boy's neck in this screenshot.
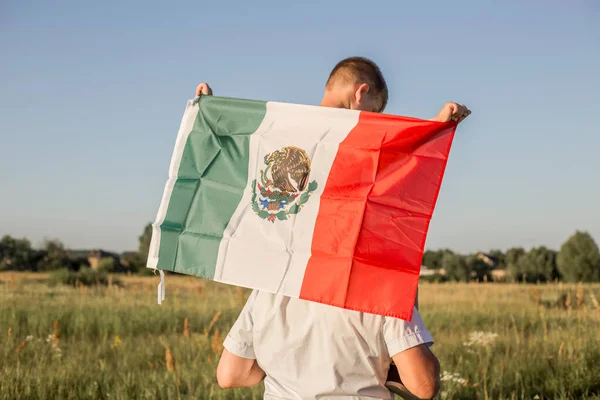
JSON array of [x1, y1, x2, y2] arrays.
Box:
[[319, 91, 351, 110]]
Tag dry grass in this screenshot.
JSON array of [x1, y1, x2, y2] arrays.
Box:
[[1, 273, 599, 399]]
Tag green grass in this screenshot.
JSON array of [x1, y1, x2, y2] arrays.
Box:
[[1, 273, 599, 399]]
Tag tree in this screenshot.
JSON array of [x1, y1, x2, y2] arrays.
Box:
[[126, 223, 153, 274], [39, 239, 69, 271], [557, 231, 600, 282], [506, 247, 525, 268], [138, 223, 152, 261], [513, 246, 558, 283], [488, 249, 506, 269], [422, 249, 446, 270], [466, 254, 492, 281], [442, 252, 471, 282], [0, 235, 34, 271], [505, 247, 526, 281]]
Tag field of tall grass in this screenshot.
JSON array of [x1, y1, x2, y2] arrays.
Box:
[[1, 272, 599, 400]]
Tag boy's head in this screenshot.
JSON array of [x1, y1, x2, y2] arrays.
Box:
[[321, 57, 388, 113]]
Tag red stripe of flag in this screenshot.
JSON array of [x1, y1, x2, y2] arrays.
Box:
[[299, 112, 456, 321]]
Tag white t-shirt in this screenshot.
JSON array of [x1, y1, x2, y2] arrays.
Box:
[[224, 290, 433, 400]]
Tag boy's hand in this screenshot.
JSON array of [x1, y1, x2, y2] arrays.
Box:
[[196, 83, 213, 96], [431, 102, 471, 123]]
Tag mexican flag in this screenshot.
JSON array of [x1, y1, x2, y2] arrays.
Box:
[[147, 96, 457, 321]]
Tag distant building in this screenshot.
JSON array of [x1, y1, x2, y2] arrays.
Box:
[[88, 250, 121, 270], [419, 252, 507, 282], [475, 252, 508, 281], [419, 266, 437, 276], [475, 252, 498, 267], [66, 249, 126, 271], [490, 269, 507, 282]]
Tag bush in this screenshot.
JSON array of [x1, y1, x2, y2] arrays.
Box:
[[137, 266, 156, 276], [49, 268, 122, 287], [96, 257, 119, 273], [420, 273, 448, 283]]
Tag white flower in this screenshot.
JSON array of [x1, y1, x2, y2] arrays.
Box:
[[25, 335, 34, 342], [51, 345, 62, 359], [463, 331, 498, 347], [441, 371, 466, 385]]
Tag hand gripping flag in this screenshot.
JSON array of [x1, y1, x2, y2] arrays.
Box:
[[147, 96, 457, 321]]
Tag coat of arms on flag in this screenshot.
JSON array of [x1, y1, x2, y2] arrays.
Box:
[[251, 146, 318, 223], [147, 95, 457, 321]]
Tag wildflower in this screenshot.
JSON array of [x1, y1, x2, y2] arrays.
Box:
[[576, 283, 584, 307], [110, 336, 122, 349], [52, 346, 62, 359], [590, 293, 600, 310], [15, 341, 27, 354], [566, 292, 573, 310], [25, 335, 34, 342], [211, 329, 223, 355], [165, 347, 175, 372], [183, 318, 190, 338], [463, 331, 498, 347], [441, 371, 466, 385], [207, 311, 222, 335]]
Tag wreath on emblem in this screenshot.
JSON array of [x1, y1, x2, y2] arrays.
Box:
[[251, 146, 318, 223]]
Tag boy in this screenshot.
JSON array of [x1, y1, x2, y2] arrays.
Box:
[[196, 57, 470, 399]]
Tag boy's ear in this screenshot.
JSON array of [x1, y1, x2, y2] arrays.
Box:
[[354, 83, 370, 105]]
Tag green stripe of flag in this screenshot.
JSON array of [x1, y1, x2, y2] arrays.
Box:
[[157, 96, 267, 278]]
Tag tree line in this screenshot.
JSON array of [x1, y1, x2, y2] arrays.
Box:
[[422, 231, 600, 283], [2, 226, 599, 283], [0, 224, 153, 274]]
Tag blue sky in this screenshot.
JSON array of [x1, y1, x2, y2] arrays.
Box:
[[1, 1, 599, 253]]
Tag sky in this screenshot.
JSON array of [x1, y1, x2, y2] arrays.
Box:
[[1, 0, 599, 253]]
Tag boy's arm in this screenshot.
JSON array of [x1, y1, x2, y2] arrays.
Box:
[[391, 345, 440, 399], [216, 349, 265, 388], [384, 302, 439, 400], [218, 290, 261, 389]]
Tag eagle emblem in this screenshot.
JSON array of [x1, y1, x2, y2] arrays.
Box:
[[251, 146, 318, 222]]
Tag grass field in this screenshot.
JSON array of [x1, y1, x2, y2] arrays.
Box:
[[1, 272, 599, 400]]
